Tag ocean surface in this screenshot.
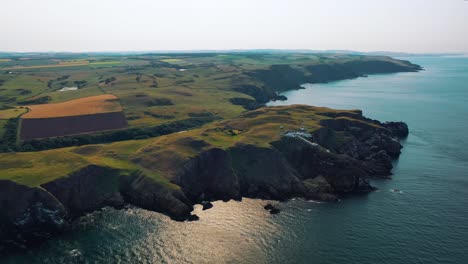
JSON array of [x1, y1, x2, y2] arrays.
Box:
[[3, 56, 468, 264]]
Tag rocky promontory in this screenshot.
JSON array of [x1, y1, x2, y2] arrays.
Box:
[[0, 105, 408, 251]]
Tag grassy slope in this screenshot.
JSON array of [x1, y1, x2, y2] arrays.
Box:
[[0, 105, 362, 188]]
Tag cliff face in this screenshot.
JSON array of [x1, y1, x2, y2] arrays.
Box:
[[41, 165, 124, 218], [0, 165, 193, 250], [0, 180, 67, 250], [239, 59, 422, 104], [0, 105, 409, 251]]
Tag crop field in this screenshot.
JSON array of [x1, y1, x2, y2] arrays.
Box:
[[19, 94, 127, 139], [20, 111, 128, 140], [23, 94, 122, 118]]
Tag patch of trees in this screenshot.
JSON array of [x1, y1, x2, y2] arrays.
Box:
[[57, 75, 69, 81], [187, 112, 214, 118], [100, 77, 116, 85], [74, 80, 87, 88], [146, 98, 173, 106], [0, 79, 4, 86], [0, 118, 19, 152], [229, 97, 261, 110], [6, 116, 218, 153], [15, 89, 32, 95], [143, 111, 175, 120], [17, 96, 51, 105]]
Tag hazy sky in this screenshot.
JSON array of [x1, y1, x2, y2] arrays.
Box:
[[1, 0, 468, 53]]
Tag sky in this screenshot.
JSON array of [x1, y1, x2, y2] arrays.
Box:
[[1, 0, 468, 53]]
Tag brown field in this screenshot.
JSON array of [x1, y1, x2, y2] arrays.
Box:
[[20, 112, 128, 140], [23, 94, 122, 118]]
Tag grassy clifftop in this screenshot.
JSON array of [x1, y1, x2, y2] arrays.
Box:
[[0, 105, 364, 187]]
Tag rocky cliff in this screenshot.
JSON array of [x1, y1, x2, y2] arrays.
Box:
[[0, 105, 409, 251], [236, 59, 422, 104]]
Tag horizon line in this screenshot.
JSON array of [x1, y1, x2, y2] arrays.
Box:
[[0, 49, 464, 55]]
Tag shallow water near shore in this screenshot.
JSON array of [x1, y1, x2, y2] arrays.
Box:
[[3, 56, 468, 263]]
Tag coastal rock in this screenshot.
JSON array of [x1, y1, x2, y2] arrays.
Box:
[[176, 147, 241, 202], [270, 208, 281, 214], [313, 115, 406, 175], [202, 201, 213, 211], [120, 172, 193, 221], [302, 176, 339, 202], [0, 180, 67, 250], [382, 121, 409, 138], [229, 143, 305, 200], [271, 137, 373, 194], [264, 203, 281, 214], [41, 165, 124, 218], [187, 214, 200, 222]]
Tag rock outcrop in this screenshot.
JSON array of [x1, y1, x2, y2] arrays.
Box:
[[0, 180, 67, 251], [0, 165, 194, 250]]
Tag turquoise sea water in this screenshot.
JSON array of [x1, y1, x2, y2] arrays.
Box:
[[3, 56, 468, 263]]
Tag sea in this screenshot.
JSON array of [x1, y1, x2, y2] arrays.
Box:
[[3, 56, 468, 264]]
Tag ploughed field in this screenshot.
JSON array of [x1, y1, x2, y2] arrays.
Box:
[[19, 94, 127, 140]]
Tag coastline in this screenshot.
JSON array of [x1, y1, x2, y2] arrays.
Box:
[[0, 58, 420, 253]]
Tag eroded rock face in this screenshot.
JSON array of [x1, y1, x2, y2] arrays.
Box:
[[175, 148, 241, 202], [41, 165, 124, 218], [120, 173, 193, 221], [230, 144, 304, 200], [315, 115, 407, 175], [271, 137, 373, 194], [0, 165, 195, 250], [0, 180, 67, 250]]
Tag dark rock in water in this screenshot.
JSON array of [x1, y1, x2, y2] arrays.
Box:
[[382, 121, 409, 138], [202, 201, 213, 210], [273, 94, 288, 101], [270, 208, 281, 214], [187, 214, 200, 221], [264, 203, 281, 214]]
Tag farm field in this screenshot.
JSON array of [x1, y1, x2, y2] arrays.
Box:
[[22, 94, 122, 118], [19, 94, 127, 140], [20, 111, 128, 140]]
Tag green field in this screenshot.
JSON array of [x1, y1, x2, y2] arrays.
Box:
[[0, 105, 359, 187], [0, 51, 422, 211]]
